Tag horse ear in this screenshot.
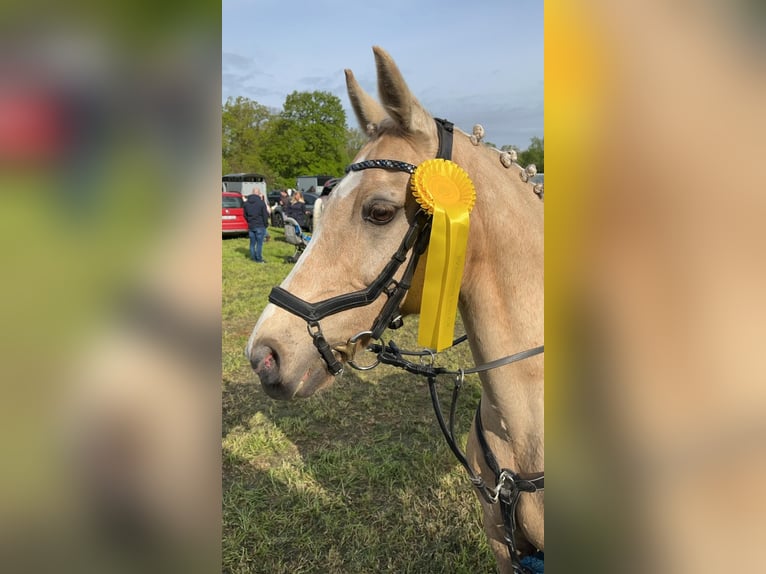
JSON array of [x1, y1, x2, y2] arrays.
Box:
[[372, 46, 432, 135], [345, 69, 387, 135]]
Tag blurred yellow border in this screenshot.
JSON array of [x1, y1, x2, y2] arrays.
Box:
[[545, 0, 608, 423]]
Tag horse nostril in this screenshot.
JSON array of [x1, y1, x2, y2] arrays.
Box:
[[250, 345, 280, 387]]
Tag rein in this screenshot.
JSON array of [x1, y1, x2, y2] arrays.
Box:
[[266, 117, 543, 573], [352, 337, 544, 573]]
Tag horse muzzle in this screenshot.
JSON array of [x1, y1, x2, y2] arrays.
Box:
[[249, 344, 288, 399], [249, 342, 336, 400]]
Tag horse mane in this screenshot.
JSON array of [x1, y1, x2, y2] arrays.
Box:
[[456, 125, 541, 191]]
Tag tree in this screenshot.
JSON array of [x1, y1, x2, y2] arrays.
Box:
[[518, 137, 544, 173], [345, 127, 367, 161], [221, 96, 274, 176], [260, 91, 350, 187]]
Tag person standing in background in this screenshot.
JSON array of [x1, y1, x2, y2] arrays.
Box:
[[243, 192, 269, 263], [285, 190, 307, 230]]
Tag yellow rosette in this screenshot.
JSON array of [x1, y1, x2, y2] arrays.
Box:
[[411, 159, 476, 351]]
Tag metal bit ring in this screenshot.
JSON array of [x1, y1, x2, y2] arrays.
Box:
[[344, 330, 381, 371]]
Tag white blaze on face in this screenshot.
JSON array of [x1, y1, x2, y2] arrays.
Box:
[[329, 168, 363, 201], [245, 168, 364, 360]]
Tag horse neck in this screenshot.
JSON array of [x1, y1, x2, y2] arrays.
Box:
[[455, 136, 544, 471]]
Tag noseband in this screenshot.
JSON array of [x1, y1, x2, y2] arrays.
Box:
[[268, 118, 455, 375]]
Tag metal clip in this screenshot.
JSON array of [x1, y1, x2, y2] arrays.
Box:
[[307, 321, 322, 338], [419, 348, 436, 368], [489, 470, 519, 503]]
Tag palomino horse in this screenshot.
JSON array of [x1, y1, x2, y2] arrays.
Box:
[[247, 47, 543, 573]]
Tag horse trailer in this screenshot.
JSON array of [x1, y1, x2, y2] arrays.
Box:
[[222, 173, 267, 197]]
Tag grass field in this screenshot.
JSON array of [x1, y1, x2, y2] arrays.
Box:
[[222, 227, 496, 573]]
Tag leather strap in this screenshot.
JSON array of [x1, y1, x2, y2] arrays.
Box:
[[475, 399, 545, 490], [434, 118, 454, 160], [268, 211, 429, 324]]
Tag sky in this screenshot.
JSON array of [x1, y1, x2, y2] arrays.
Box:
[[222, 0, 542, 149]]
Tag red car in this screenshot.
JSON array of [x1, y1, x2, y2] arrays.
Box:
[[222, 192, 248, 235]]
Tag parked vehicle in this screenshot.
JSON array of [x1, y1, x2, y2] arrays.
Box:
[[222, 173, 267, 198], [271, 206, 284, 228], [296, 175, 334, 195], [221, 192, 248, 235], [267, 190, 283, 206], [320, 177, 341, 195], [266, 191, 284, 227]]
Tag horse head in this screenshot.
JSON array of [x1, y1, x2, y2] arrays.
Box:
[[247, 47, 451, 399], [246, 46, 545, 569]]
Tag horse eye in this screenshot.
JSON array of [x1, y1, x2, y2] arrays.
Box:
[[365, 203, 397, 225]]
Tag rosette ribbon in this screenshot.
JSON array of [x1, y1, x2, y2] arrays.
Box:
[[411, 159, 476, 351]]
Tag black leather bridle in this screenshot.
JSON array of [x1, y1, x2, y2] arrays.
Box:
[[268, 118, 456, 375], [268, 207, 431, 375]]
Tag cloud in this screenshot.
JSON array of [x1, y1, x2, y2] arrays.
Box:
[[423, 92, 543, 149], [222, 51, 270, 76], [222, 52, 284, 105]]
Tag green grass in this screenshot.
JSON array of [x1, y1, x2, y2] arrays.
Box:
[[222, 227, 496, 573]]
